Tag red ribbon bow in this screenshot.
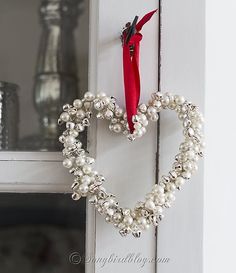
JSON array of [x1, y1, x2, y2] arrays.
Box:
[[122, 9, 157, 133]]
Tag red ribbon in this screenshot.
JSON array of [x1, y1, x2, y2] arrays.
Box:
[[122, 9, 157, 133]]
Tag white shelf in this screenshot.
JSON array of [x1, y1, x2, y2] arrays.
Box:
[[0, 151, 62, 161], [0, 151, 72, 193]]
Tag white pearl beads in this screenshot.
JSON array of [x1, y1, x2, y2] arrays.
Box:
[[60, 112, 70, 122], [75, 157, 85, 166], [82, 165, 92, 174], [76, 109, 85, 119], [113, 123, 122, 133], [63, 158, 73, 168], [79, 184, 89, 194], [175, 95, 185, 105], [123, 215, 134, 226], [145, 199, 156, 211], [64, 135, 76, 146], [113, 212, 122, 222], [175, 176, 185, 187], [73, 99, 83, 108], [84, 92, 95, 101], [59, 91, 204, 238], [81, 175, 91, 184]]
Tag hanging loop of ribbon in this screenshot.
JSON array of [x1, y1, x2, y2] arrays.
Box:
[[122, 9, 157, 133]]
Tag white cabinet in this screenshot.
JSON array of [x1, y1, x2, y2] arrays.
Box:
[[0, 0, 205, 272]]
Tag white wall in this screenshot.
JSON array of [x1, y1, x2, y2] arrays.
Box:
[[204, 0, 236, 272]]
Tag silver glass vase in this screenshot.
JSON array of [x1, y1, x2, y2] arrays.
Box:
[[20, 0, 81, 151]]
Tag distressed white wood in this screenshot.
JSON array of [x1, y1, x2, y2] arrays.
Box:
[[157, 1, 205, 273], [93, 1, 159, 272]]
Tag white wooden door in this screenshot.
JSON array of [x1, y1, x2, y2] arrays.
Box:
[[88, 0, 205, 273], [0, 0, 205, 272], [157, 1, 205, 273]]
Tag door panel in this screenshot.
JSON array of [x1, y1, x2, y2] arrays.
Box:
[[89, 0, 159, 272], [89, 0, 205, 272], [157, 1, 205, 273]]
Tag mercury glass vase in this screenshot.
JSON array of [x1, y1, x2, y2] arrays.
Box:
[[20, 0, 81, 151]]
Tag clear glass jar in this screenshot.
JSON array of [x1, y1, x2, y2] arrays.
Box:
[[0, 81, 19, 150]]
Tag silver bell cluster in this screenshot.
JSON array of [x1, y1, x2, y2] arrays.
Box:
[[58, 91, 204, 238]]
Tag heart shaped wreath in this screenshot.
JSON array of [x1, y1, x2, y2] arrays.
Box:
[[58, 91, 204, 238]]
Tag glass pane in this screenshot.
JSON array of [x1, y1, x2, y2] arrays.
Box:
[[0, 0, 89, 151], [0, 193, 86, 272]]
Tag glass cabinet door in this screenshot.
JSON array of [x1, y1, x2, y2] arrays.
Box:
[[0, 1, 90, 272], [0, 193, 86, 273], [0, 0, 89, 151]]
